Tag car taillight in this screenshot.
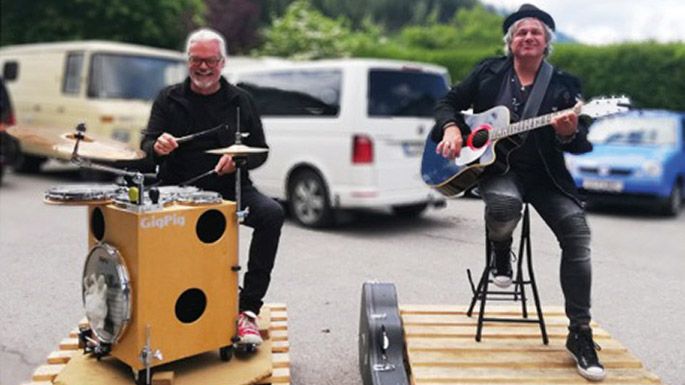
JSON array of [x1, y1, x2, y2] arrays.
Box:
[[352, 135, 373, 164]]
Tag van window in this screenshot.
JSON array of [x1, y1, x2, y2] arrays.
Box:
[[63, 53, 84, 95], [88, 53, 185, 101], [368, 69, 448, 117], [3, 61, 19, 81], [237, 70, 341, 117]]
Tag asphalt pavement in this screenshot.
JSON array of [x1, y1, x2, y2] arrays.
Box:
[[1, 164, 684, 385]]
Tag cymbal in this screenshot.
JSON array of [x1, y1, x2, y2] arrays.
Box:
[[7, 126, 146, 161], [206, 144, 269, 156], [53, 132, 146, 161]]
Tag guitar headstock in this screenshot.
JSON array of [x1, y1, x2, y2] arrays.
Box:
[[579, 96, 632, 118]]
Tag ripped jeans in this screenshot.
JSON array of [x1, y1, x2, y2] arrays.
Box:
[[478, 170, 592, 328]]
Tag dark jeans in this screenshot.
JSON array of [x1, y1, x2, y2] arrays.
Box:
[[478, 170, 592, 328], [224, 184, 284, 315]]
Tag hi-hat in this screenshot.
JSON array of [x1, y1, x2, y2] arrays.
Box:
[[53, 132, 146, 161], [206, 144, 269, 156]]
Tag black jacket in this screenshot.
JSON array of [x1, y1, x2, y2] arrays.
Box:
[[142, 77, 267, 198], [432, 56, 592, 202]]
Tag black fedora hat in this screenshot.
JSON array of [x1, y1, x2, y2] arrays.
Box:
[[502, 3, 555, 33]]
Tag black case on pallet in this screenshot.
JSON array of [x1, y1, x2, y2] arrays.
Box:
[[358, 281, 409, 385]]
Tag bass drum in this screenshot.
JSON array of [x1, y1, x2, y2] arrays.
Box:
[[82, 243, 132, 345], [359, 281, 409, 385]]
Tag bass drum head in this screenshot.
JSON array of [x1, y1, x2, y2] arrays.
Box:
[[82, 243, 132, 345]]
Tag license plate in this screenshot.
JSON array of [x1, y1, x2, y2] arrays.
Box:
[[582, 178, 624, 193], [400, 142, 421, 157]]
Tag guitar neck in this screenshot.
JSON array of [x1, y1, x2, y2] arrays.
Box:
[[490, 107, 574, 140]]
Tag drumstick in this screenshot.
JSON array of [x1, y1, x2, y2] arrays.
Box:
[[176, 123, 228, 144], [180, 169, 217, 186]]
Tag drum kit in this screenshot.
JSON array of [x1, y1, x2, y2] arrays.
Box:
[[8, 122, 268, 385]]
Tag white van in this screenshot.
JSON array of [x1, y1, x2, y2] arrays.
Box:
[[225, 58, 448, 227], [0, 41, 186, 172]]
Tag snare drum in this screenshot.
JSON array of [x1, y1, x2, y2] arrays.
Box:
[[158, 185, 200, 204], [45, 184, 121, 205], [176, 190, 223, 205]]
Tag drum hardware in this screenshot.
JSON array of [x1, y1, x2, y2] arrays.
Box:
[[67, 123, 156, 206], [136, 325, 163, 385]]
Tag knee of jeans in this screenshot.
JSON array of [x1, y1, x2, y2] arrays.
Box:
[[556, 213, 591, 256], [484, 194, 522, 223], [263, 201, 285, 229]]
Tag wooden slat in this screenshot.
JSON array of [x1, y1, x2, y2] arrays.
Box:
[[260, 304, 290, 385], [58, 337, 79, 351], [32, 364, 65, 381], [408, 350, 644, 369], [401, 305, 661, 385], [411, 367, 661, 384], [404, 325, 611, 339], [47, 349, 77, 364]]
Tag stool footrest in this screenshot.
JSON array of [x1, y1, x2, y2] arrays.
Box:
[[466, 204, 549, 345]]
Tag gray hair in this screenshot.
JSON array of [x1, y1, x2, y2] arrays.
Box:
[[185, 28, 228, 58], [503, 17, 556, 57]]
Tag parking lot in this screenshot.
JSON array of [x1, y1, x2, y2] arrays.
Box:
[[1, 164, 683, 385]]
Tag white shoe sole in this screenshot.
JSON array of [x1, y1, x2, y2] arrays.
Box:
[[239, 334, 263, 346], [492, 275, 513, 288], [566, 348, 606, 381]]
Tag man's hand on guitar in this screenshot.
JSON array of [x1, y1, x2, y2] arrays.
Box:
[[551, 109, 579, 138], [436, 124, 464, 159]]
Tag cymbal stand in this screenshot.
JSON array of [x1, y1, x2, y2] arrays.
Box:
[[234, 107, 250, 223], [69, 123, 155, 206]]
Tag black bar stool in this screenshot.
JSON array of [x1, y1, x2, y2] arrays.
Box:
[[466, 203, 548, 344]]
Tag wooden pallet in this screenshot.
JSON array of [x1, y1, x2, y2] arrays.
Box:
[[23, 304, 290, 385], [400, 305, 661, 385]]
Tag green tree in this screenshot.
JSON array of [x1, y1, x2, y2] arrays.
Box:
[[397, 4, 503, 50], [0, 0, 205, 50], [257, 0, 357, 59]]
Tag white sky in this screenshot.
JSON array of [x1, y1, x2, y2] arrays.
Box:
[[480, 0, 685, 45]]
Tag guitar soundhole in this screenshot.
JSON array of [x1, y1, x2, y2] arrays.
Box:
[[471, 129, 490, 148]]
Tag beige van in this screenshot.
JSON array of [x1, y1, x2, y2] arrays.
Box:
[[0, 41, 186, 172]]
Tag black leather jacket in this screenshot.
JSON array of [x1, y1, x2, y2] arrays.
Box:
[[142, 77, 267, 197], [432, 56, 593, 202]]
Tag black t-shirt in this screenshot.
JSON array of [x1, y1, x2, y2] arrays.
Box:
[[507, 83, 546, 174]]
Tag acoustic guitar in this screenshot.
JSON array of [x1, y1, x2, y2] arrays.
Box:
[[421, 96, 631, 197]]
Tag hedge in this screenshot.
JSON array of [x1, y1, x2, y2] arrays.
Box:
[[353, 42, 685, 111]]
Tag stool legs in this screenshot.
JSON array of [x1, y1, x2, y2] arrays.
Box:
[[466, 204, 548, 344]]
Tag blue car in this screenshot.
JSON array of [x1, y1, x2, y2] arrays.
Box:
[[565, 110, 685, 216]]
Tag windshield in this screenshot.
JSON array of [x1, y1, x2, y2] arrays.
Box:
[[368, 69, 449, 117], [588, 117, 677, 146], [88, 53, 186, 101], [238, 70, 341, 117]]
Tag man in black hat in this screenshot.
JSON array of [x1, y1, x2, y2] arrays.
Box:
[[432, 3, 605, 381]]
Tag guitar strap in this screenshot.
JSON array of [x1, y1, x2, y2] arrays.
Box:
[[519, 60, 553, 139], [522, 60, 553, 120]]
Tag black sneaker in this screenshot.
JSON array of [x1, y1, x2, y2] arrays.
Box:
[[491, 249, 514, 288], [566, 327, 606, 381]]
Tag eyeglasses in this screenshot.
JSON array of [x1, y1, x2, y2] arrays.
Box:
[[188, 56, 223, 67]]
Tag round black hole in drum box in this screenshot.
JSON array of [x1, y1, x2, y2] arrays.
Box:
[[175, 288, 207, 323], [196, 209, 226, 243], [91, 207, 105, 241]]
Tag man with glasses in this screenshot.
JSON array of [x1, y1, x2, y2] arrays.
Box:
[[141, 28, 284, 350]]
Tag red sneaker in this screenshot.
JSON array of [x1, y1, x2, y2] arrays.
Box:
[[237, 311, 262, 345]]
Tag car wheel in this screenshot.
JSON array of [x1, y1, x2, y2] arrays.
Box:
[[288, 170, 333, 228], [663, 181, 682, 217], [391, 203, 428, 218]]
